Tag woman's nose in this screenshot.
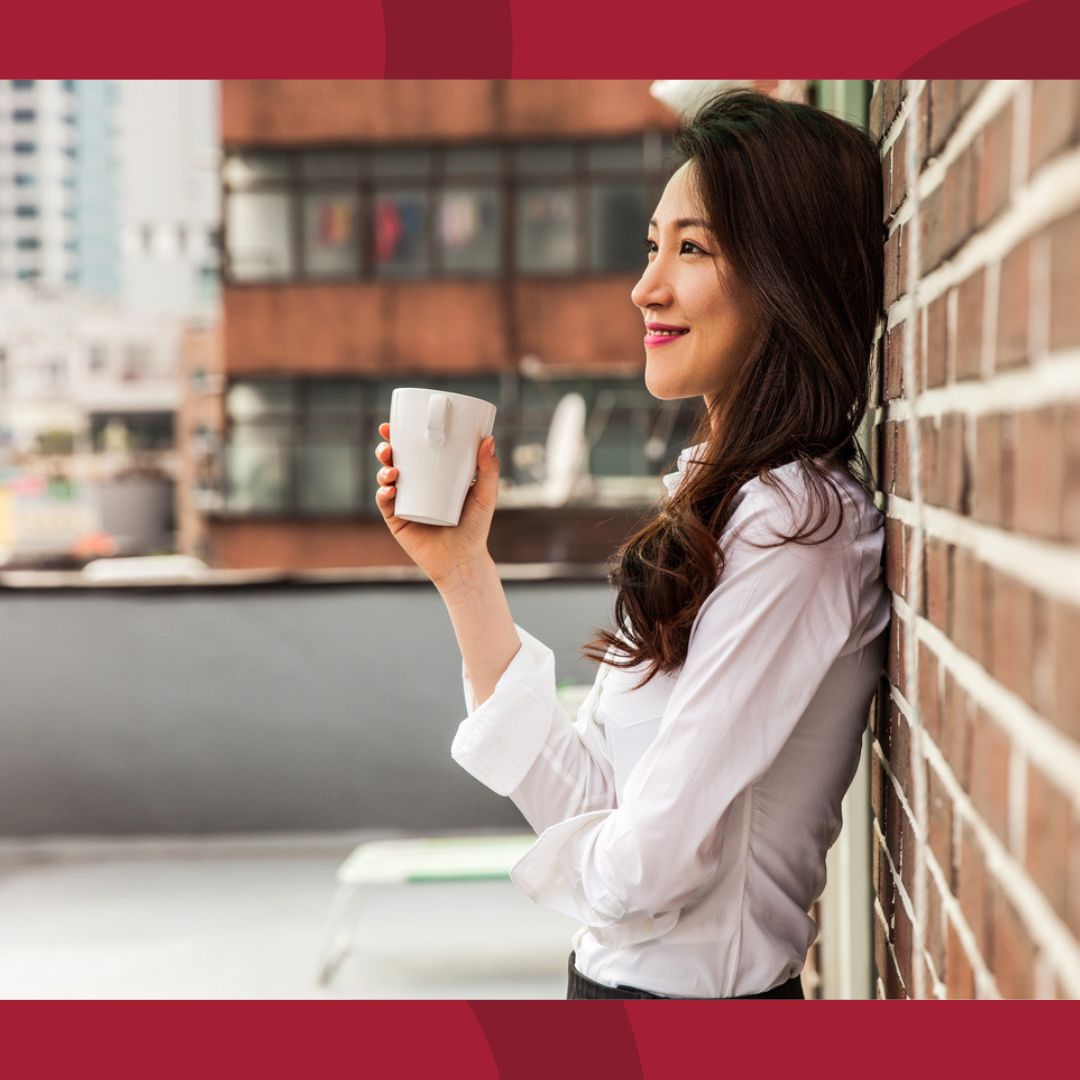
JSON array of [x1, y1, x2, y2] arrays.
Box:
[[631, 258, 672, 310]]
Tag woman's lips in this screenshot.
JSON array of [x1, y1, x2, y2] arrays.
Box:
[[644, 326, 690, 347]]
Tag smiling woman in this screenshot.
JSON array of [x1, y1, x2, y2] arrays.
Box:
[[373, 87, 889, 1001]]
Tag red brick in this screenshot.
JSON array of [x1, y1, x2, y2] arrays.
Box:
[[927, 874, 946, 981], [944, 143, 979, 256], [925, 293, 948, 388], [885, 950, 907, 999], [885, 227, 902, 309], [885, 520, 909, 604], [870, 81, 886, 143], [1064, 403, 1080, 542], [884, 321, 905, 400], [946, 918, 976, 998], [989, 570, 1038, 706], [1049, 209, 1080, 351], [1049, 601, 1080, 741], [895, 419, 910, 499], [942, 671, 974, 805], [950, 547, 987, 666], [889, 126, 907, 219], [1014, 405, 1067, 541], [899, 220, 910, 299], [971, 708, 1011, 847], [915, 86, 931, 169], [893, 697, 913, 803], [883, 81, 903, 138], [1026, 764, 1071, 923], [991, 890, 1037, 999], [958, 819, 993, 962], [894, 896, 914, 985], [973, 412, 1014, 528], [940, 412, 968, 512], [900, 803, 917, 905], [955, 270, 985, 380], [1029, 81, 1080, 174], [918, 639, 941, 741], [925, 537, 952, 637], [976, 103, 1013, 228], [920, 184, 946, 275], [1068, 805, 1080, 938], [919, 415, 940, 503], [876, 829, 895, 931], [928, 765, 954, 886], [997, 240, 1030, 370], [874, 912, 889, 992]]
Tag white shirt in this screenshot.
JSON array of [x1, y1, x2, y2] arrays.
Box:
[[451, 446, 891, 997]]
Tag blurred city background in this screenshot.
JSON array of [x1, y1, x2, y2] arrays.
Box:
[[5, 78, 1023, 1000]]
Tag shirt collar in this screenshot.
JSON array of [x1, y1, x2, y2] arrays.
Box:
[[661, 443, 708, 498]]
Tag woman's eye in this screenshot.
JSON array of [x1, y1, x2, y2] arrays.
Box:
[[681, 239, 707, 255], [644, 237, 658, 255]]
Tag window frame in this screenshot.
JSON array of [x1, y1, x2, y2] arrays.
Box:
[[221, 136, 673, 287]]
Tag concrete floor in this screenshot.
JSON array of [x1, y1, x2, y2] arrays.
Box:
[[0, 832, 579, 999]]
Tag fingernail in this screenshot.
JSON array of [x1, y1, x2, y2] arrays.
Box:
[[489, 437, 496, 457], [377, 442, 388, 454]]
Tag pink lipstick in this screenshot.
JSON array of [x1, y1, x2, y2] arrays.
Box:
[[644, 323, 690, 347]]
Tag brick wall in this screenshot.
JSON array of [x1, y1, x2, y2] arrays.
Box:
[[870, 80, 1080, 999]]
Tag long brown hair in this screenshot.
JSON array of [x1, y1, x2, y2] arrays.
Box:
[[585, 88, 885, 685]]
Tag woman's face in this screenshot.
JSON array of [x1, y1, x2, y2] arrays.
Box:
[[632, 162, 760, 409]]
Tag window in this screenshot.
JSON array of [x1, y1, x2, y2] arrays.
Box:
[[13, 142, 36, 154], [222, 135, 673, 284], [13, 108, 35, 122], [88, 344, 107, 373], [222, 374, 695, 517], [15, 206, 39, 218], [16, 237, 40, 250], [11, 80, 35, 90], [14, 174, 36, 187]]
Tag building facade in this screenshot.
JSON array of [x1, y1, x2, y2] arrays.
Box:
[[211, 79, 698, 570]]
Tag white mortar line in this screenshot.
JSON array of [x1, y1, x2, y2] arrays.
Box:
[[922, 737, 1080, 995], [879, 347, 1080, 417], [1008, 745, 1028, 865], [887, 496, 1080, 608], [1011, 82, 1032, 200]]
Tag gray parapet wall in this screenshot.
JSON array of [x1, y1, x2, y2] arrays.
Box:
[[0, 570, 613, 837]]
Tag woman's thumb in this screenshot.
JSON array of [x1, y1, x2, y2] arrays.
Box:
[[472, 436, 500, 505]]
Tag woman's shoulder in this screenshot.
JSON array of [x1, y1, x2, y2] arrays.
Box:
[[727, 456, 883, 557]]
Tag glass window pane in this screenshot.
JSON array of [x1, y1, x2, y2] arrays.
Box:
[[445, 146, 501, 176], [589, 183, 647, 271], [439, 186, 501, 274], [516, 185, 576, 273], [515, 144, 573, 175], [586, 139, 645, 173], [223, 152, 290, 187], [374, 190, 429, 277], [226, 430, 289, 512], [227, 380, 294, 421], [300, 150, 362, 179], [301, 191, 360, 278], [227, 191, 294, 280], [306, 380, 364, 415], [372, 148, 432, 178], [296, 438, 360, 513]]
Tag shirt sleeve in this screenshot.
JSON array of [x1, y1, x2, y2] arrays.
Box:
[[503, 487, 862, 946], [452, 625, 617, 814]]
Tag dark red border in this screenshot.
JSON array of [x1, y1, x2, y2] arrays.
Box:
[[6, 0, 1079, 1075]]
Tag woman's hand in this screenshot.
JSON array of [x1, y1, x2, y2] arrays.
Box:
[[374, 421, 500, 588]]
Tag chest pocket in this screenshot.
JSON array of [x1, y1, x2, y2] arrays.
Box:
[[596, 663, 677, 801]]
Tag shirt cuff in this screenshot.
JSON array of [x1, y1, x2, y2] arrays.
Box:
[[450, 624, 558, 797], [510, 811, 679, 947]]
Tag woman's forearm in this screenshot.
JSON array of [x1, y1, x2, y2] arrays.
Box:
[[435, 555, 521, 706]]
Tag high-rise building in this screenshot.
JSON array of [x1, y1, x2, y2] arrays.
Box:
[[117, 80, 220, 319], [211, 79, 697, 571]]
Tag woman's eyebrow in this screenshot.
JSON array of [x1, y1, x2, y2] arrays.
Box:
[[649, 217, 712, 231]]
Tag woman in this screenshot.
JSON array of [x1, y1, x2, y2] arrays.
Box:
[[373, 89, 891, 999]]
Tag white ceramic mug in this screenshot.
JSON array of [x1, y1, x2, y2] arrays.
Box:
[[389, 387, 497, 526]]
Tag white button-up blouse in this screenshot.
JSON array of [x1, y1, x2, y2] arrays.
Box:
[[451, 446, 892, 998]]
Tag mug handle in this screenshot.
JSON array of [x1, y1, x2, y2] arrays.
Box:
[[425, 393, 449, 447]]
